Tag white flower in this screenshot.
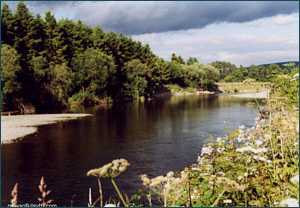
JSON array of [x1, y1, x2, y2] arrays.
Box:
[[239, 125, 245, 129], [253, 156, 259, 160], [237, 176, 243, 181], [193, 189, 198, 194], [236, 146, 255, 153], [290, 174, 299, 183], [191, 195, 195, 200], [266, 160, 272, 164], [247, 158, 251, 163], [216, 137, 224, 145], [274, 202, 279, 205], [104, 204, 117, 207], [258, 157, 266, 162], [294, 142, 299, 146], [244, 172, 248, 177], [223, 199, 232, 204], [217, 171, 225, 176], [201, 146, 214, 156], [293, 73, 299, 78], [192, 167, 201, 171], [255, 117, 260, 121], [255, 140, 263, 146], [281, 198, 299, 207], [167, 171, 174, 178], [217, 147, 225, 153]]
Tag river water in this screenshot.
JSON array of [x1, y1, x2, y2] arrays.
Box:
[[1, 94, 263, 207]]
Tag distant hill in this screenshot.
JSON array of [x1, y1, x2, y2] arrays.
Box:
[[257, 61, 299, 69]]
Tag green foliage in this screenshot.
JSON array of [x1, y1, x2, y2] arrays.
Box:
[[1, 44, 21, 109], [124, 59, 148, 97], [71, 48, 116, 104]]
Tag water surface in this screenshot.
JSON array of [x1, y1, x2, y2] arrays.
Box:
[[1, 94, 263, 207]]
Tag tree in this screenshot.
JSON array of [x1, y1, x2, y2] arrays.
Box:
[[1, 44, 21, 109], [169, 61, 184, 85], [187, 57, 199, 65], [177, 55, 185, 64], [124, 59, 148, 97], [171, 53, 178, 62], [1, 2, 15, 46], [71, 48, 116, 103]]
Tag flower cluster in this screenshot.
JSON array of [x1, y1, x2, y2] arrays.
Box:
[[139, 171, 189, 200], [87, 159, 130, 179]]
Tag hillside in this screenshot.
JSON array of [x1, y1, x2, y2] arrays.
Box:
[[257, 61, 299, 69]]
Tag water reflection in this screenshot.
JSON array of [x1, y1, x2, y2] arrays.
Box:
[[1, 94, 263, 207]]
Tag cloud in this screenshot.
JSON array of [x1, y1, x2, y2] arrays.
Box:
[[132, 24, 299, 66], [273, 14, 299, 25], [4, 1, 299, 35]]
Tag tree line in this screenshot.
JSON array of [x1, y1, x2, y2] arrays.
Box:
[[210, 61, 298, 83], [1, 2, 221, 112]]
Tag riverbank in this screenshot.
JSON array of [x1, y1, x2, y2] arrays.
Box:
[[1, 114, 92, 144], [230, 90, 269, 98]]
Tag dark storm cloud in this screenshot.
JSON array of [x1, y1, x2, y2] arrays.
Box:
[[4, 1, 299, 35]]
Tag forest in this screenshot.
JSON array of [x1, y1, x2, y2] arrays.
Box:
[[1, 2, 296, 113], [1, 2, 222, 112]]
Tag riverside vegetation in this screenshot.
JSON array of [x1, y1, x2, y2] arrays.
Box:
[[8, 72, 299, 207]]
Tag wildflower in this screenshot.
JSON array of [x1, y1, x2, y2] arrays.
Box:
[[211, 177, 246, 192], [217, 171, 225, 176], [104, 204, 117, 207], [201, 146, 214, 156], [253, 156, 259, 160], [255, 140, 263, 146], [293, 73, 299, 78], [217, 147, 225, 153], [258, 157, 266, 162], [236, 146, 255, 153], [237, 176, 243, 181], [273, 202, 279, 205], [87, 159, 130, 179], [247, 158, 251, 163], [294, 142, 299, 146], [244, 172, 248, 177], [192, 167, 201, 171], [193, 189, 198, 194], [239, 125, 245, 129], [290, 174, 299, 183], [266, 160, 272, 164], [255, 117, 260, 121], [216, 137, 224, 145], [167, 171, 174, 178], [223, 199, 232, 204], [191, 195, 195, 200], [281, 198, 299, 207]]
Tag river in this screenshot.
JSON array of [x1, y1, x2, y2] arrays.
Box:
[[1, 94, 263, 207]]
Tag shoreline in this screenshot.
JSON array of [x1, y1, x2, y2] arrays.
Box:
[[230, 90, 269, 98], [1, 114, 92, 144]]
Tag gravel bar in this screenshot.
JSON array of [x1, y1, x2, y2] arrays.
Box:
[[1, 114, 92, 144], [230, 90, 269, 99]]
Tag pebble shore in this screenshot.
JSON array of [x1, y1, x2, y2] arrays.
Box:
[[230, 90, 268, 98], [1, 114, 92, 144]]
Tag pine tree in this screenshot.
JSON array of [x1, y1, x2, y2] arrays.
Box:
[[1, 2, 16, 46]]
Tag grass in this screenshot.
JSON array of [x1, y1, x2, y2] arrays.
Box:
[[216, 82, 272, 93]]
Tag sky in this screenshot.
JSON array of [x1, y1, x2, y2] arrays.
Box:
[[3, 1, 299, 67]]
